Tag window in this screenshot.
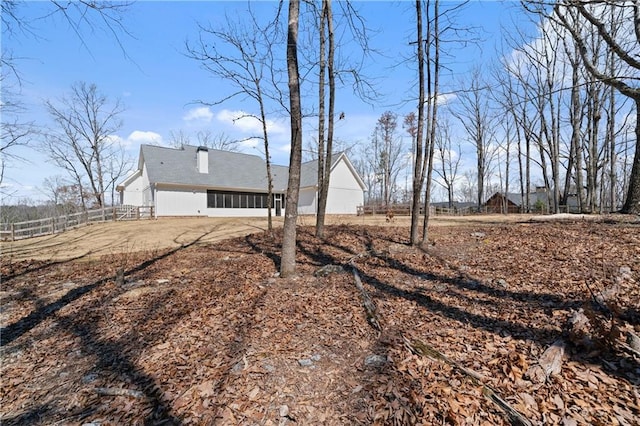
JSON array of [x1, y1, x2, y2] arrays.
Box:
[[207, 190, 277, 209]]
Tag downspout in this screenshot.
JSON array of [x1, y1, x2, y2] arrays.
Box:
[[153, 184, 158, 218]]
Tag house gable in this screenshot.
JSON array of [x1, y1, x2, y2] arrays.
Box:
[[299, 152, 366, 191]]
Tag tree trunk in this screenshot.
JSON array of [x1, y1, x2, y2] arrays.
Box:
[[316, 0, 326, 238], [410, 0, 425, 246], [316, 0, 334, 239], [281, 0, 302, 278], [259, 94, 274, 233], [621, 99, 640, 214], [607, 85, 616, 212], [421, 0, 439, 246]]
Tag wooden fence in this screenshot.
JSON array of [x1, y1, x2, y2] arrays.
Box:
[[357, 203, 480, 216], [0, 205, 154, 241], [357, 203, 583, 216]]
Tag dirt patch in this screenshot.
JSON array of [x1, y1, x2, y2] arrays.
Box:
[[1, 221, 639, 425], [0, 214, 537, 262]]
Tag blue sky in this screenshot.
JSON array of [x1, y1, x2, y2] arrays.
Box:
[[2, 0, 532, 203]]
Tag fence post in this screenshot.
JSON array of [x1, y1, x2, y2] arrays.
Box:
[[11, 223, 15, 241], [113, 207, 117, 221], [136, 207, 140, 220]]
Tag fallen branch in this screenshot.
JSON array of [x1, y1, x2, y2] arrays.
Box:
[[623, 331, 640, 357], [94, 387, 144, 398], [481, 386, 534, 426], [349, 258, 532, 426], [403, 335, 533, 426], [350, 264, 382, 332]]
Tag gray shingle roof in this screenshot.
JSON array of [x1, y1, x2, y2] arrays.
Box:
[[138, 145, 359, 193], [141, 144, 290, 192], [487, 191, 549, 207]]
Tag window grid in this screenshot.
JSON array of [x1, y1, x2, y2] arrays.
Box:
[[207, 190, 276, 209]]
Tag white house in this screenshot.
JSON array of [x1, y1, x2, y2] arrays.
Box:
[[117, 144, 366, 217]]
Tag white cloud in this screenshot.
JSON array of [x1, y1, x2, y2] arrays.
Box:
[[127, 130, 163, 145], [437, 93, 457, 105], [239, 137, 261, 149], [183, 106, 214, 123], [216, 109, 286, 135], [278, 143, 291, 153], [105, 134, 126, 147]]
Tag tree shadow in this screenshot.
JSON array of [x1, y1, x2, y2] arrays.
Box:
[[1, 229, 232, 425], [3, 225, 299, 425], [296, 225, 639, 385], [1, 230, 216, 347], [1, 253, 91, 282], [244, 232, 281, 271]]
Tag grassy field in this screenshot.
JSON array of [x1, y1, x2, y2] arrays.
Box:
[[1, 214, 534, 261]]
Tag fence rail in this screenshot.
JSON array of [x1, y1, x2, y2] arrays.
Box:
[[0, 205, 154, 241], [357, 203, 583, 216], [357, 204, 479, 216]]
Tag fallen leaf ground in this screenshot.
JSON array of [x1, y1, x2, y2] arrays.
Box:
[[1, 220, 639, 425]]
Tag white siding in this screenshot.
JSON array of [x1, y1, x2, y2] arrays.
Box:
[[298, 188, 317, 215], [204, 208, 275, 217], [156, 185, 286, 217], [141, 164, 153, 207], [121, 173, 144, 206], [326, 158, 364, 214], [156, 187, 207, 216]]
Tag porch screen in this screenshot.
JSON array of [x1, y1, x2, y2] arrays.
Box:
[[207, 190, 276, 209]]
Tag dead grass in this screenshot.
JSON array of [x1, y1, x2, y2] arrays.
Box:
[[2, 214, 535, 262]]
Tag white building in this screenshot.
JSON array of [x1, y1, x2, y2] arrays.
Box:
[[117, 144, 366, 217]]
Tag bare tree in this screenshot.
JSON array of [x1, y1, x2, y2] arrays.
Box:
[[167, 129, 239, 152], [186, 2, 284, 231], [312, 0, 376, 237], [315, 0, 335, 238], [0, 79, 33, 187], [409, 0, 427, 245], [433, 117, 461, 209], [44, 82, 124, 209], [524, 0, 640, 214], [281, 0, 303, 278], [420, 0, 442, 245], [410, 0, 471, 245], [370, 111, 404, 207], [500, 43, 538, 212], [452, 69, 496, 209], [2, 1, 132, 64], [353, 142, 378, 205], [168, 129, 192, 148], [104, 146, 132, 206], [42, 175, 85, 216], [2, 0, 130, 191], [197, 130, 239, 152]]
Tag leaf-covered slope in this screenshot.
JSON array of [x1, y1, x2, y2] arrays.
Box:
[[1, 222, 638, 425]]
